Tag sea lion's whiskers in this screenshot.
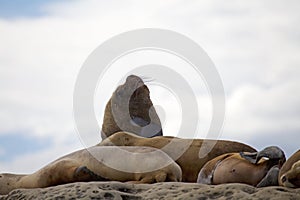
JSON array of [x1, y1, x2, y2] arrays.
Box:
[[142, 77, 155, 83], [139, 75, 148, 79], [144, 79, 155, 83], [140, 75, 154, 81]]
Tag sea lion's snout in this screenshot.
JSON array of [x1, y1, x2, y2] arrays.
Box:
[[122, 75, 146, 98], [126, 75, 144, 88], [280, 174, 297, 188]]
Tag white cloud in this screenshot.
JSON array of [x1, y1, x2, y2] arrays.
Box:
[[0, 0, 299, 173], [225, 80, 300, 140]]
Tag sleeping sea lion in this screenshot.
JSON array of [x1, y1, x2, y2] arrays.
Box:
[[197, 146, 286, 187], [101, 75, 163, 139], [279, 149, 300, 188], [98, 131, 256, 182], [0, 146, 182, 195]]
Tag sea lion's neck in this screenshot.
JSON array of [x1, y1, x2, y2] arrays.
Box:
[[17, 174, 38, 189]]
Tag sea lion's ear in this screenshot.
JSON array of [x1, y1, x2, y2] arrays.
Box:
[[240, 152, 258, 164]]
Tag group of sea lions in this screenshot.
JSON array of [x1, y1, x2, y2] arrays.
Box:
[[0, 75, 299, 195]]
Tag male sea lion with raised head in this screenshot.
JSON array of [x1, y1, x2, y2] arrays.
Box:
[[101, 75, 163, 139], [0, 146, 182, 195], [98, 131, 257, 182], [197, 146, 286, 187], [279, 149, 300, 188]]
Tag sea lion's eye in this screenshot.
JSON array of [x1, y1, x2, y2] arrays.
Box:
[[116, 90, 122, 97], [281, 175, 287, 183]]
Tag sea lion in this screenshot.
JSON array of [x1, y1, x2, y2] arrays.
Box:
[[197, 146, 286, 187], [98, 131, 257, 182], [101, 75, 163, 139], [279, 149, 300, 188], [0, 146, 182, 195]]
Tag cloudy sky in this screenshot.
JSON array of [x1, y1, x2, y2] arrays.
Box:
[[0, 0, 299, 173]]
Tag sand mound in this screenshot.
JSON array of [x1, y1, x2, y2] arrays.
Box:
[[1, 182, 300, 200]]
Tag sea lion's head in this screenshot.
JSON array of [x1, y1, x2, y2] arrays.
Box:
[[240, 146, 286, 167], [280, 160, 300, 188], [0, 173, 23, 195], [114, 75, 149, 109], [101, 75, 163, 139]]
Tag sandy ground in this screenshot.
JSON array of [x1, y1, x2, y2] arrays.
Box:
[[1, 181, 300, 200]]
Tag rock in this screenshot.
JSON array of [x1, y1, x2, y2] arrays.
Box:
[[1, 182, 300, 200]]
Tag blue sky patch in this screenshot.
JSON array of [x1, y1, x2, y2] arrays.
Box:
[[0, 133, 52, 162], [0, 0, 63, 19]]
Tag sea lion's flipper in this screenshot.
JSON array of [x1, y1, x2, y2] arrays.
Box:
[[197, 169, 213, 184], [140, 176, 155, 184], [198, 154, 233, 184], [155, 172, 167, 182], [257, 165, 279, 187], [127, 176, 155, 184], [168, 174, 180, 182], [240, 152, 258, 164], [74, 166, 108, 182]]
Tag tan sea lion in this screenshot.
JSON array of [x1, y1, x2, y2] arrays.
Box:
[[197, 146, 286, 187], [279, 149, 300, 188], [101, 75, 163, 139], [98, 131, 257, 182], [0, 146, 182, 195]]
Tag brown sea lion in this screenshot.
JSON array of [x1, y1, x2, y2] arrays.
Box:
[[98, 131, 257, 182], [279, 149, 300, 188], [101, 75, 163, 139], [0, 146, 182, 195], [197, 146, 286, 187]]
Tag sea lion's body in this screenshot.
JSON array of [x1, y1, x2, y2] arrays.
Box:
[[98, 132, 256, 182], [101, 75, 163, 139], [0, 146, 182, 195], [197, 146, 286, 187], [279, 150, 300, 188]]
